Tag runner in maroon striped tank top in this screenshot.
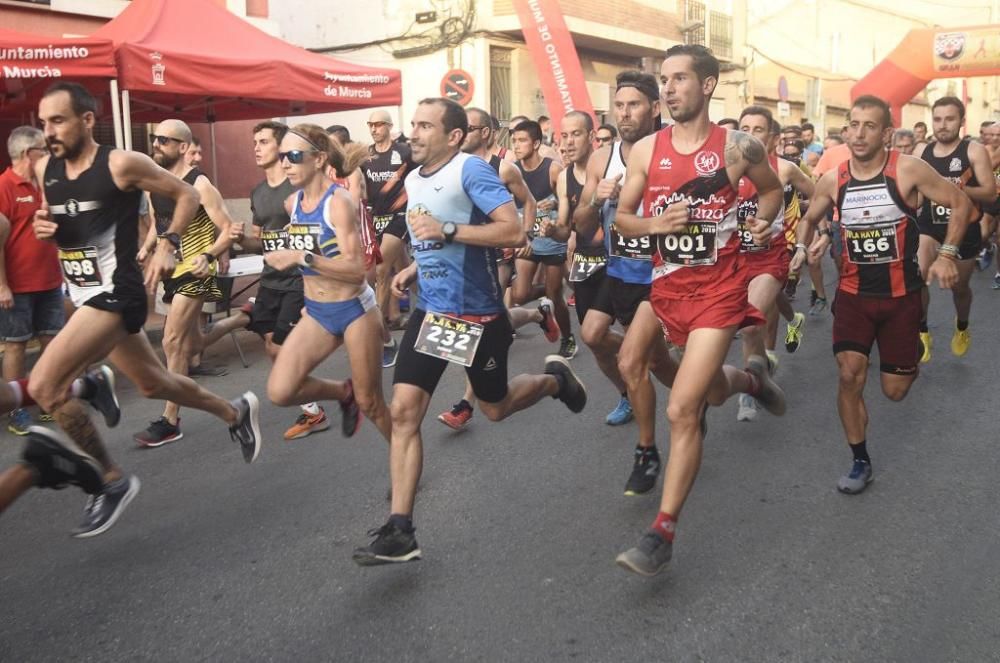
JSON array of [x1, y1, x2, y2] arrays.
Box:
[[612, 45, 788, 577]]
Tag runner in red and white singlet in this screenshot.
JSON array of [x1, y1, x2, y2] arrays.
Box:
[[612, 45, 787, 577], [792, 95, 973, 496]]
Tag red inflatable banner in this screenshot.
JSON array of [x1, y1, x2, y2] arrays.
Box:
[[512, 0, 595, 131]]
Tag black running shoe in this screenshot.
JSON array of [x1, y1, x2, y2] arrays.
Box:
[[616, 530, 673, 576], [624, 446, 660, 496], [544, 354, 586, 413], [229, 391, 262, 463], [72, 475, 141, 538], [84, 364, 121, 428], [352, 522, 422, 566], [339, 379, 362, 438], [133, 417, 183, 448], [22, 426, 104, 494]]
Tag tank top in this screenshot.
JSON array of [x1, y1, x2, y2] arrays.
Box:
[[363, 143, 413, 227], [836, 150, 922, 298], [290, 183, 344, 277], [43, 144, 143, 306], [566, 164, 603, 257], [736, 154, 787, 254], [489, 154, 502, 173], [644, 124, 741, 299], [150, 168, 217, 278], [918, 140, 983, 236], [517, 156, 565, 256], [602, 142, 652, 284]]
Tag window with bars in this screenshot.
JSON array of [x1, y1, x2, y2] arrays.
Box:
[[490, 46, 512, 124], [709, 11, 732, 58], [683, 0, 706, 47]]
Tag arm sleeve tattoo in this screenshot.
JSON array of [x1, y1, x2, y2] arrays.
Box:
[[725, 130, 766, 167]]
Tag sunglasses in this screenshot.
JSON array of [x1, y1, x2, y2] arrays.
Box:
[[278, 149, 317, 164], [467, 125, 489, 132], [27, 146, 50, 155], [367, 122, 389, 129], [596, 136, 614, 143], [150, 134, 183, 146]]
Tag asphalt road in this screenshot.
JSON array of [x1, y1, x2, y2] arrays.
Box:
[[2, 263, 999, 662]]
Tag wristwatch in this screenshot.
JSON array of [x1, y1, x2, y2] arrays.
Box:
[[818, 227, 832, 237], [157, 232, 181, 250], [442, 221, 458, 244], [300, 252, 315, 268], [201, 252, 217, 264]]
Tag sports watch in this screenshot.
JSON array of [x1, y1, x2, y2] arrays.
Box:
[[442, 221, 458, 244], [300, 252, 316, 268]]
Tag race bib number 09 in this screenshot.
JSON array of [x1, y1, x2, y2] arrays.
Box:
[[610, 224, 653, 260], [58, 246, 102, 288], [569, 253, 606, 282], [930, 203, 951, 225], [737, 221, 767, 253], [657, 222, 718, 266], [414, 312, 484, 367], [286, 224, 321, 253], [844, 225, 900, 264], [260, 228, 288, 253]]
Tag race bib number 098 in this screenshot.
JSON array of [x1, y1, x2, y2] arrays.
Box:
[[657, 222, 718, 266], [286, 224, 321, 253], [844, 225, 900, 264], [58, 246, 102, 288], [414, 312, 484, 367]]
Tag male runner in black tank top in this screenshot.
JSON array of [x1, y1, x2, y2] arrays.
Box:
[[133, 118, 238, 447], [912, 97, 996, 361], [21, 82, 261, 538]]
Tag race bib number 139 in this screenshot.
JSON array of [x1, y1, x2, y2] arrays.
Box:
[[414, 312, 484, 367]]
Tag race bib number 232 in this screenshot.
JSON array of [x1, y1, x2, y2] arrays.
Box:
[[414, 312, 484, 367]]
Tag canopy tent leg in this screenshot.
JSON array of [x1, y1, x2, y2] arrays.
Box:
[[110, 79, 124, 149], [122, 90, 133, 151], [209, 122, 219, 184]]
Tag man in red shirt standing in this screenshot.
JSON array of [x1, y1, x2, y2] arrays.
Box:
[[0, 127, 65, 434]]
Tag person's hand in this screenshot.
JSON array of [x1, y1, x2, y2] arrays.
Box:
[[747, 216, 772, 246], [537, 198, 556, 213], [516, 242, 533, 259], [144, 241, 177, 293], [190, 254, 212, 278], [649, 201, 690, 235], [409, 213, 444, 242], [789, 246, 807, 272], [137, 245, 150, 265], [391, 267, 416, 298], [808, 233, 831, 265], [264, 250, 306, 272], [927, 256, 958, 289], [229, 221, 245, 242], [539, 218, 556, 237], [0, 284, 13, 310], [33, 203, 57, 241], [595, 173, 623, 203], [218, 253, 230, 276]]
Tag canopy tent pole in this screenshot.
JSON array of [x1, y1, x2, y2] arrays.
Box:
[[121, 90, 133, 151], [110, 79, 124, 149], [209, 121, 219, 184]]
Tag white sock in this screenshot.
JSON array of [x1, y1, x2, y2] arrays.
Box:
[[70, 377, 88, 398], [301, 402, 321, 415], [7, 381, 24, 409]]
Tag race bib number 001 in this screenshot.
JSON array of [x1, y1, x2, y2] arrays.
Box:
[[414, 312, 484, 367], [58, 246, 102, 288], [657, 222, 718, 266], [844, 225, 900, 264], [609, 224, 653, 260], [569, 253, 606, 282], [260, 228, 289, 253], [737, 221, 767, 253], [286, 224, 321, 253]]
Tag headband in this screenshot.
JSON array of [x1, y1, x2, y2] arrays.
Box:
[[286, 129, 325, 153]]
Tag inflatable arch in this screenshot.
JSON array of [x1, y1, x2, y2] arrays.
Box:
[[851, 25, 1000, 125]]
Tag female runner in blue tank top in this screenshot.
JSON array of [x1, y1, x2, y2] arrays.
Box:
[[263, 125, 391, 443]]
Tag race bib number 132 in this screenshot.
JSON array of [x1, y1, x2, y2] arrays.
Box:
[[414, 312, 484, 367]]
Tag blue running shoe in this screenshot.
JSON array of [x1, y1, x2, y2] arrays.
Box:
[[837, 459, 873, 494], [605, 396, 634, 426]]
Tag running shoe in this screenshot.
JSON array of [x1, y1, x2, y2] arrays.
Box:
[[746, 355, 786, 416], [72, 474, 141, 538], [538, 298, 559, 343], [605, 396, 634, 426], [352, 521, 422, 566], [38, 411, 54, 423], [229, 392, 262, 463], [993, 273, 1000, 290], [239, 301, 254, 316], [438, 400, 473, 430], [615, 530, 673, 576], [784, 311, 805, 353], [919, 331, 932, 363], [7, 408, 32, 436], [567, 293, 576, 307], [837, 459, 873, 495], [544, 354, 587, 413], [558, 333, 578, 359], [977, 244, 995, 272], [736, 393, 759, 422], [624, 446, 660, 495], [382, 339, 399, 369], [766, 350, 779, 376], [133, 417, 183, 448], [784, 277, 798, 301], [283, 407, 330, 440], [84, 364, 121, 428], [809, 288, 818, 308], [22, 426, 104, 494], [339, 380, 361, 438], [951, 324, 971, 357], [808, 296, 827, 316]]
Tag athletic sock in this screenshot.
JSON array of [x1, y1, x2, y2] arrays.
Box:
[[302, 402, 321, 416], [9, 379, 33, 408], [651, 512, 676, 542], [456, 399, 472, 411], [956, 319, 969, 331], [550, 372, 567, 397], [744, 370, 761, 398], [850, 440, 870, 464], [919, 319, 929, 333], [388, 513, 413, 533], [71, 376, 96, 400]]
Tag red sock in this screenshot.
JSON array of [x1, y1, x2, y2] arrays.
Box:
[[651, 511, 676, 542], [744, 370, 761, 398]]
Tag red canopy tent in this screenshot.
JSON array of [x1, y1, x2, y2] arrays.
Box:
[[91, 0, 402, 131], [0, 28, 121, 135]]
